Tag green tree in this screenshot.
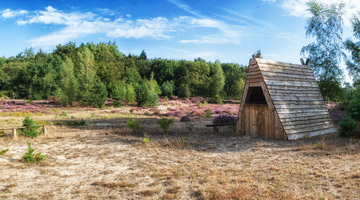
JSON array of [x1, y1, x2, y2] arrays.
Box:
[[161, 81, 175, 97], [301, 1, 345, 81], [344, 15, 360, 83], [86, 81, 108, 108], [145, 72, 161, 95], [209, 61, 225, 98], [222, 63, 247, 99], [76, 47, 97, 105], [12, 51, 59, 99], [136, 80, 158, 107], [317, 79, 345, 102], [57, 57, 78, 105]]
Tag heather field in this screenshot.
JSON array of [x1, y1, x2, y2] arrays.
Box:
[[0, 99, 360, 199]]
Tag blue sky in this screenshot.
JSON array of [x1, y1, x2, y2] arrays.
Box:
[[0, 0, 359, 77]]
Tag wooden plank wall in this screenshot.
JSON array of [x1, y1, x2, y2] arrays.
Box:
[[256, 58, 336, 140], [237, 104, 286, 140]]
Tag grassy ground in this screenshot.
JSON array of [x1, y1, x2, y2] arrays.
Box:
[[0, 102, 359, 199]]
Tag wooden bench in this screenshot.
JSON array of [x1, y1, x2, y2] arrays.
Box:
[[206, 123, 236, 134], [0, 125, 46, 139]]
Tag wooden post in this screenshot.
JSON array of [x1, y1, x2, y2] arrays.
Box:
[[12, 128, 17, 139]]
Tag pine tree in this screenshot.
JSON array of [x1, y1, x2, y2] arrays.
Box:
[[58, 57, 78, 106], [210, 61, 225, 98]]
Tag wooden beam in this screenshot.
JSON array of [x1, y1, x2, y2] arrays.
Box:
[[239, 83, 250, 112], [260, 81, 275, 112]]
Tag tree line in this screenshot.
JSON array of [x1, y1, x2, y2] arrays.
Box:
[[0, 42, 246, 107]]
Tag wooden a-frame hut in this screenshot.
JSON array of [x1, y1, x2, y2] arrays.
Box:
[[235, 56, 336, 140]]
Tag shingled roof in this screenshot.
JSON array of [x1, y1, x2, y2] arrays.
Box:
[[236, 57, 336, 140]]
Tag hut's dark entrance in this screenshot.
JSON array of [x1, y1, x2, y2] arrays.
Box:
[[245, 86, 267, 105]]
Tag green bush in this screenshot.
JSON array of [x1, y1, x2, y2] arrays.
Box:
[[22, 142, 47, 163], [90, 81, 108, 108], [0, 149, 9, 155], [146, 90, 159, 107], [110, 82, 136, 104], [205, 109, 211, 118], [80, 81, 108, 108], [22, 116, 43, 138], [60, 111, 68, 117], [161, 81, 174, 97], [177, 84, 191, 98], [157, 118, 174, 134], [318, 79, 345, 102], [186, 123, 194, 133], [112, 100, 122, 107], [124, 84, 136, 103], [203, 100, 208, 106], [143, 134, 151, 143], [136, 81, 159, 107], [346, 88, 360, 120], [126, 118, 141, 133], [338, 115, 358, 138]]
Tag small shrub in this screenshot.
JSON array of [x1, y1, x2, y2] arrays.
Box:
[[127, 118, 141, 133], [212, 115, 237, 125], [143, 134, 151, 143], [0, 149, 9, 155], [157, 118, 174, 134], [91, 112, 96, 118], [197, 102, 203, 107], [205, 110, 212, 118], [22, 116, 43, 138], [70, 115, 76, 119], [60, 111, 68, 117], [346, 88, 360, 121], [180, 116, 191, 122], [22, 142, 47, 163], [186, 123, 194, 132], [130, 109, 134, 114], [112, 100, 122, 108], [338, 115, 358, 138], [204, 100, 208, 106]]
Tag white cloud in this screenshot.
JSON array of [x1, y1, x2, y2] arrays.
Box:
[[1, 8, 27, 18], [17, 6, 95, 25], [276, 0, 360, 26], [107, 17, 171, 39], [2, 4, 247, 48]]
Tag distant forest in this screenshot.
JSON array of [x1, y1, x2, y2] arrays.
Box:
[[0, 42, 247, 107]]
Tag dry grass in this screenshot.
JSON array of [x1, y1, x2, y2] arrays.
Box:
[[0, 106, 359, 199]]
